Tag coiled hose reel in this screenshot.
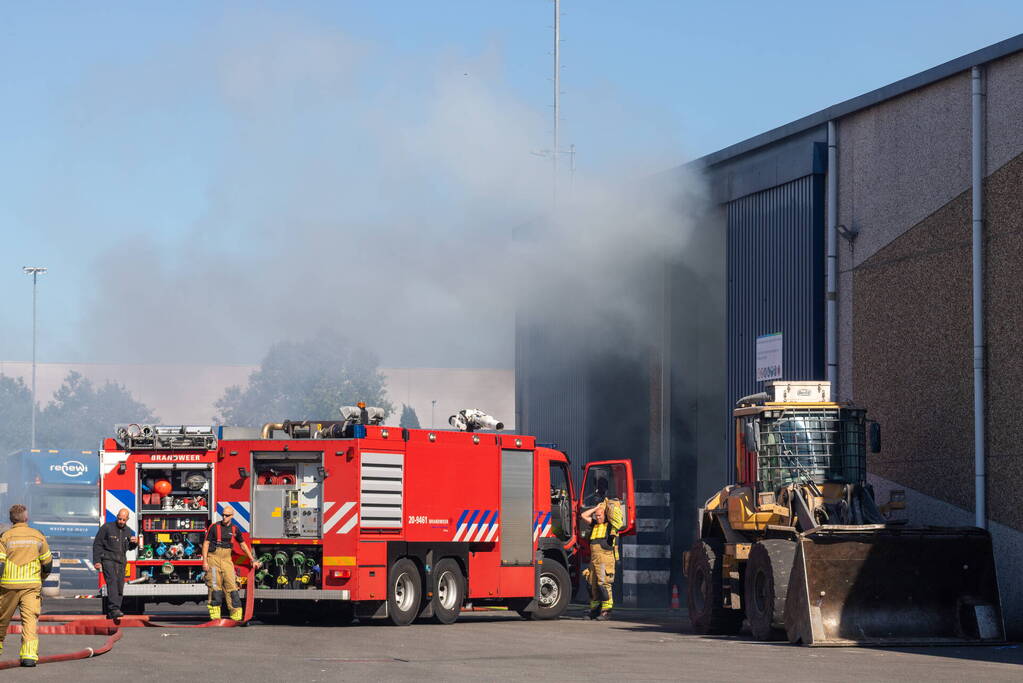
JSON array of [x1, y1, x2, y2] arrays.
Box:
[[274, 550, 289, 586]]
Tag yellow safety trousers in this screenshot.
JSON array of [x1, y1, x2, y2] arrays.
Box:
[[586, 545, 616, 611], [206, 547, 241, 619], [0, 586, 42, 661]]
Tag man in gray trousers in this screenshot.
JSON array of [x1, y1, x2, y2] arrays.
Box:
[[93, 508, 138, 619]]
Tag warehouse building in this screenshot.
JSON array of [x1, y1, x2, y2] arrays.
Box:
[[700, 34, 1023, 635], [517, 33, 1023, 629]]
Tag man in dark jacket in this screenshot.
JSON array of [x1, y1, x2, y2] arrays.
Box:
[[92, 508, 138, 619]]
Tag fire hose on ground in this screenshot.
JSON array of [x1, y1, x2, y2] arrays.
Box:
[[0, 566, 254, 670]]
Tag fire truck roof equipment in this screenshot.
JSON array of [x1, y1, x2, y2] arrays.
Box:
[[115, 424, 217, 450]]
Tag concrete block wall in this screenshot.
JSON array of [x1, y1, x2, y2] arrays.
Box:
[[621, 479, 672, 608]]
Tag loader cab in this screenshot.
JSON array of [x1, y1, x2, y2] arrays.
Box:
[[758, 407, 867, 489], [738, 406, 868, 491]]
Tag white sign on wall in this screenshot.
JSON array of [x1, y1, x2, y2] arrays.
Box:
[[755, 332, 783, 382]]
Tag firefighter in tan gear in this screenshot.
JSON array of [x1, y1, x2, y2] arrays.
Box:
[[581, 495, 623, 621], [201, 505, 260, 621], [0, 505, 52, 667]]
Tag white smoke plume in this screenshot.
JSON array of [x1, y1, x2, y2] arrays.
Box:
[[65, 8, 705, 369]]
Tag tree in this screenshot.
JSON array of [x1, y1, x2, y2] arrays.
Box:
[[0, 375, 32, 454], [214, 331, 393, 427], [38, 371, 158, 450], [399, 404, 421, 429]]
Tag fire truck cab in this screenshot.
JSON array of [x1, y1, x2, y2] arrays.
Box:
[[99, 417, 634, 624]]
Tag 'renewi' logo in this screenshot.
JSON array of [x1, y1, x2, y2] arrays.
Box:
[[49, 460, 88, 477]]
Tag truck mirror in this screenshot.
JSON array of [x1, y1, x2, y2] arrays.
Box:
[[869, 422, 881, 454], [744, 421, 760, 453]]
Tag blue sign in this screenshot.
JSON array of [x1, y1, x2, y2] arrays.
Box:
[[24, 453, 99, 486]]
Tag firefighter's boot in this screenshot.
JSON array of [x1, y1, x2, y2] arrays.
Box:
[[594, 610, 611, 621], [207, 589, 224, 620], [20, 639, 39, 666], [230, 607, 243, 621]]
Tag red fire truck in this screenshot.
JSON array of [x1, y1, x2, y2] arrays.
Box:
[[99, 413, 635, 624]]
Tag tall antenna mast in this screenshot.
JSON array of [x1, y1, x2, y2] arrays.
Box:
[[553, 0, 560, 207]]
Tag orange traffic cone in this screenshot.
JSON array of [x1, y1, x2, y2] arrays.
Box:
[[670, 584, 680, 609]]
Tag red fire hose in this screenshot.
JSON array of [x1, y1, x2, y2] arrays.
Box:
[[0, 567, 255, 670]]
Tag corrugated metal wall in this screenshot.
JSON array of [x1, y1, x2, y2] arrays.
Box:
[[726, 173, 826, 479]]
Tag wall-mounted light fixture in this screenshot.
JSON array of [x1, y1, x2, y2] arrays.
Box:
[[837, 224, 859, 243]]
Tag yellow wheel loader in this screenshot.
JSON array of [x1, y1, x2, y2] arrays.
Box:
[[684, 381, 1004, 646]]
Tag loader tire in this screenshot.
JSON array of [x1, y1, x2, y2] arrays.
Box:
[[745, 539, 795, 641], [686, 539, 743, 635]]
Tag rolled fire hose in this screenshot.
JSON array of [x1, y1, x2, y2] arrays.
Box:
[[299, 557, 318, 586], [274, 551, 289, 586], [255, 554, 272, 588]]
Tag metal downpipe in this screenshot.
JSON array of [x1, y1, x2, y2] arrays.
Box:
[[826, 121, 838, 393], [971, 65, 987, 530]]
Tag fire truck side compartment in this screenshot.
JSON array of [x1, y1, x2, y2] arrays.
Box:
[[500, 449, 533, 567]]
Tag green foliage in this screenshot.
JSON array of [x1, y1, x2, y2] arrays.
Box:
[[214, 331, 393, 427], [38, 371, 158, 450], [0, 375, 32, 455], [399, 404, 421, 429]]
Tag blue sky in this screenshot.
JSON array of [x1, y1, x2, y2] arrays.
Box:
[[2, 1, 1021, 367]]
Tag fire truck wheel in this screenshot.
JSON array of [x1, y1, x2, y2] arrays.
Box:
[[387, 558, 423, 626], [525, 559, 570, 620], [430, 558, 465, 625]]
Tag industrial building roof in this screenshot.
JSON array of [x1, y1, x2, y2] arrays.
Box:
[[697, 32, 1023, 168]]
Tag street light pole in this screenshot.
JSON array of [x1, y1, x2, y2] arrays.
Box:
[[22, 266, 47, 449]]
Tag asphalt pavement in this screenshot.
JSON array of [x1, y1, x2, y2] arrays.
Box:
[[1, 599, 1019, 681]]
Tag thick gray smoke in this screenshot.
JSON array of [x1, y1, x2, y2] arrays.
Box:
[[72, 10, 706, 369]]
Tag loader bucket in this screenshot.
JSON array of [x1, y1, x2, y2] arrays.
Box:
[[783, 525, 1004, 646]]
